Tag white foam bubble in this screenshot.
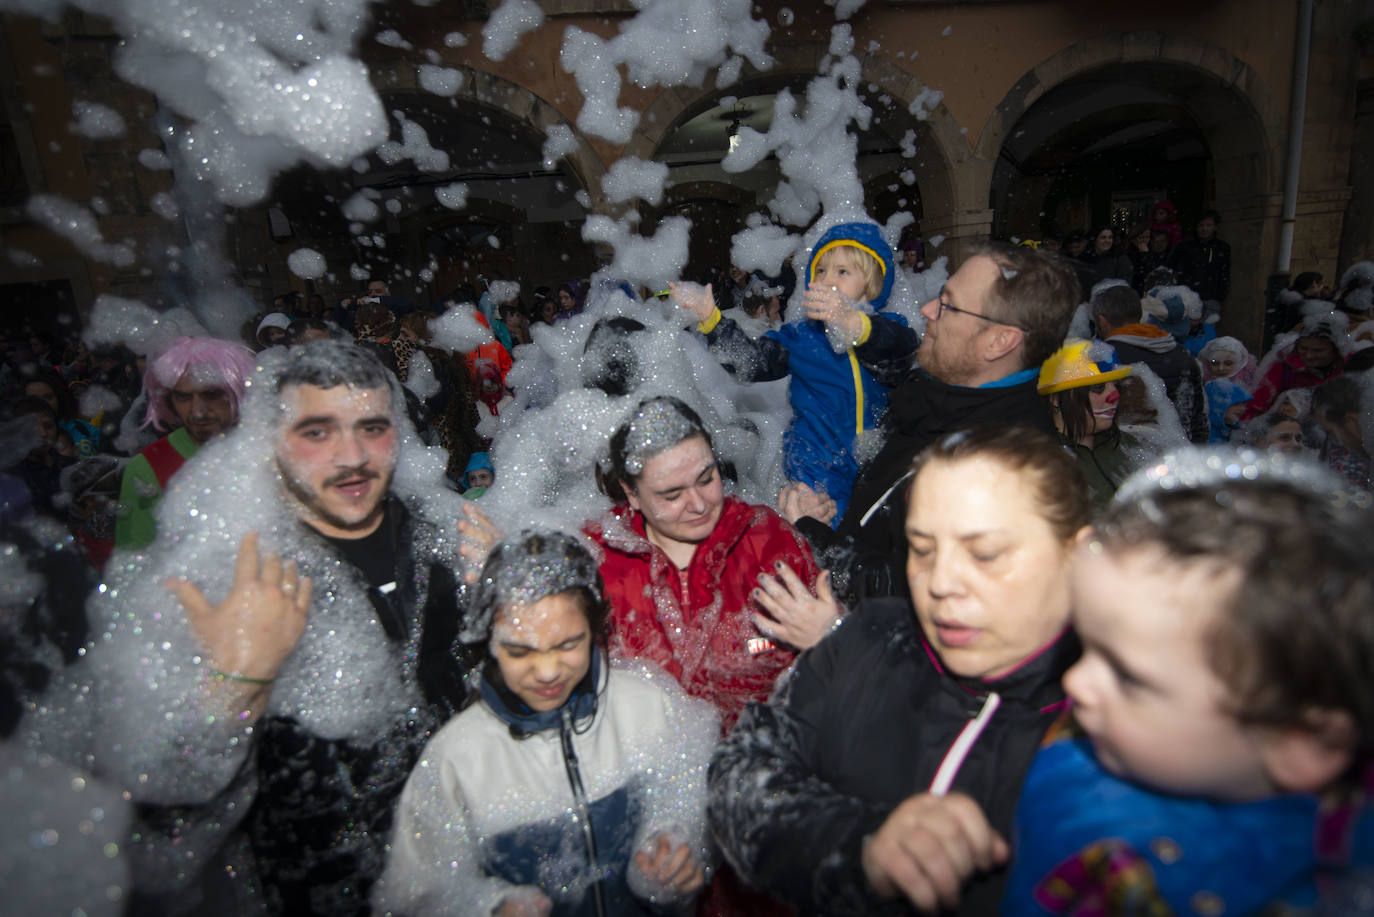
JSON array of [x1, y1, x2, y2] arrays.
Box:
[[482, 0, 545, 62], [26, 195, 135, 269], [70, 100, 126, 139], [287, 247, 327, 279]]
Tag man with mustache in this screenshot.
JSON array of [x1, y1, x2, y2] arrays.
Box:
[[55, 341, 484, 915], [115, 336, 255, 550]]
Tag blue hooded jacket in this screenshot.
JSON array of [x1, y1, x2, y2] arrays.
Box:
[[768, 221, 907, 519], [1005, 735, 1374, 915], [1205, 379, 1252, 443]]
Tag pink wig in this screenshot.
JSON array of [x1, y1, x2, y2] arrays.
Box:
[[141, 336, 257, 431]]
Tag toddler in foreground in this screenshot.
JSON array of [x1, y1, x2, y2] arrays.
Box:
[[1005, 448, 1374, 914]]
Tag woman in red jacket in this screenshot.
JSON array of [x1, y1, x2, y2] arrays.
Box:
[[587, 396, 832, 734]]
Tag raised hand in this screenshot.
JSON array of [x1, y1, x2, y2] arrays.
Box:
[[752, 564, 843, 650], [801, 285, 866, 344], [861, 792, 1009, 912], [164, 531, 311, 683], [457, 501, 504, 584], [669, 281, 716, 323]]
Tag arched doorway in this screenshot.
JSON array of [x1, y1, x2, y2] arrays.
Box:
[[990, 65, 1217, 242], [253, 88, 598, 306], [980, 34, 1283, 343]]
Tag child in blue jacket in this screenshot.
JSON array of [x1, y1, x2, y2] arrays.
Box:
[[673, 220, 917, 524], [1004, 447, 1374, 915]]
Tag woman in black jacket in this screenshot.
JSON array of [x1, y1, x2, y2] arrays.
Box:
[[1077, 225, 1133, 294], [708, 425, 1092, 916]]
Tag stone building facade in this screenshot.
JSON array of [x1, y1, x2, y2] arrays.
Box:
[[2, 0, 1371, 351]]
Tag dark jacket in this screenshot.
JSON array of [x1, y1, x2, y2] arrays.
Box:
[[1130, 250, 1169, 294], [1105, 325, 1210, 444], [132, 499, 476, 917], [1168, 236, 1231, 303], [1059, 428, 1140, 512], [246, 499, 474, 915], [794, 371, 1054, 605], [708, 599, 1079, 917], [1075, 250, 1133, 295]]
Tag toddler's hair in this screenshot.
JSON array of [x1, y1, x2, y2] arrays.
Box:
[[1098, 456, 1374, 755], [815, 244, 884, 304]]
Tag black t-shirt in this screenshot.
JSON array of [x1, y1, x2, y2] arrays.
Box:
[[321, 502, 407, 641]]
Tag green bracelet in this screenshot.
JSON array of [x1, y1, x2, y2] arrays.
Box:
[[210, 669, 276, 686]]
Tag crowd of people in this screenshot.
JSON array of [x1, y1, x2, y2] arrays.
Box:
[[2, 204, 1374, 916]]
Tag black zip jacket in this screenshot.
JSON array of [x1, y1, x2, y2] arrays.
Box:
[[794, 372, 1054, 605], [708, 599, 1078, 916], [247, 500, 476, 915]]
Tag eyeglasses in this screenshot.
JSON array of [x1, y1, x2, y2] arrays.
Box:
[[933, 287, 1028, 332]]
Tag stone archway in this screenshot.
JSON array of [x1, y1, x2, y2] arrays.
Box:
[[370, 60, 607, 207], [977, 31, 1285, 345], [628, 42, 963, 248]]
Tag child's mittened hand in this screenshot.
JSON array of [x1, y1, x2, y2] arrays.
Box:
[[669, 281, 715, 323]]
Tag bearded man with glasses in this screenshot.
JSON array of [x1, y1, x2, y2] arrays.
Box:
[[778, 242, 1080, 606]]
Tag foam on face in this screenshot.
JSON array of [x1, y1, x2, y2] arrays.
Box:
[[618, 401, 701, 478]]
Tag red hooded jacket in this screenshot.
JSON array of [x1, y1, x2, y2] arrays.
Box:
[[1241, 349, 1342, 420], [586, 496, 821, 732], [1150, 198, 1183, 248]]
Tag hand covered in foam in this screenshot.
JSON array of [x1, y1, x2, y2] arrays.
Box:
[[802, 284, 869, 349], [629, 831, 706, 903], [164, 530, 311, 682], [457, 502, 505, 584], [669, 281, 716, 323]]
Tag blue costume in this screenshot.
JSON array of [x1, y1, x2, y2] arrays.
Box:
[[1204, 378, 1252, 444], [700, 221, 916, 522], [1004, 735, 1374, 916]]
